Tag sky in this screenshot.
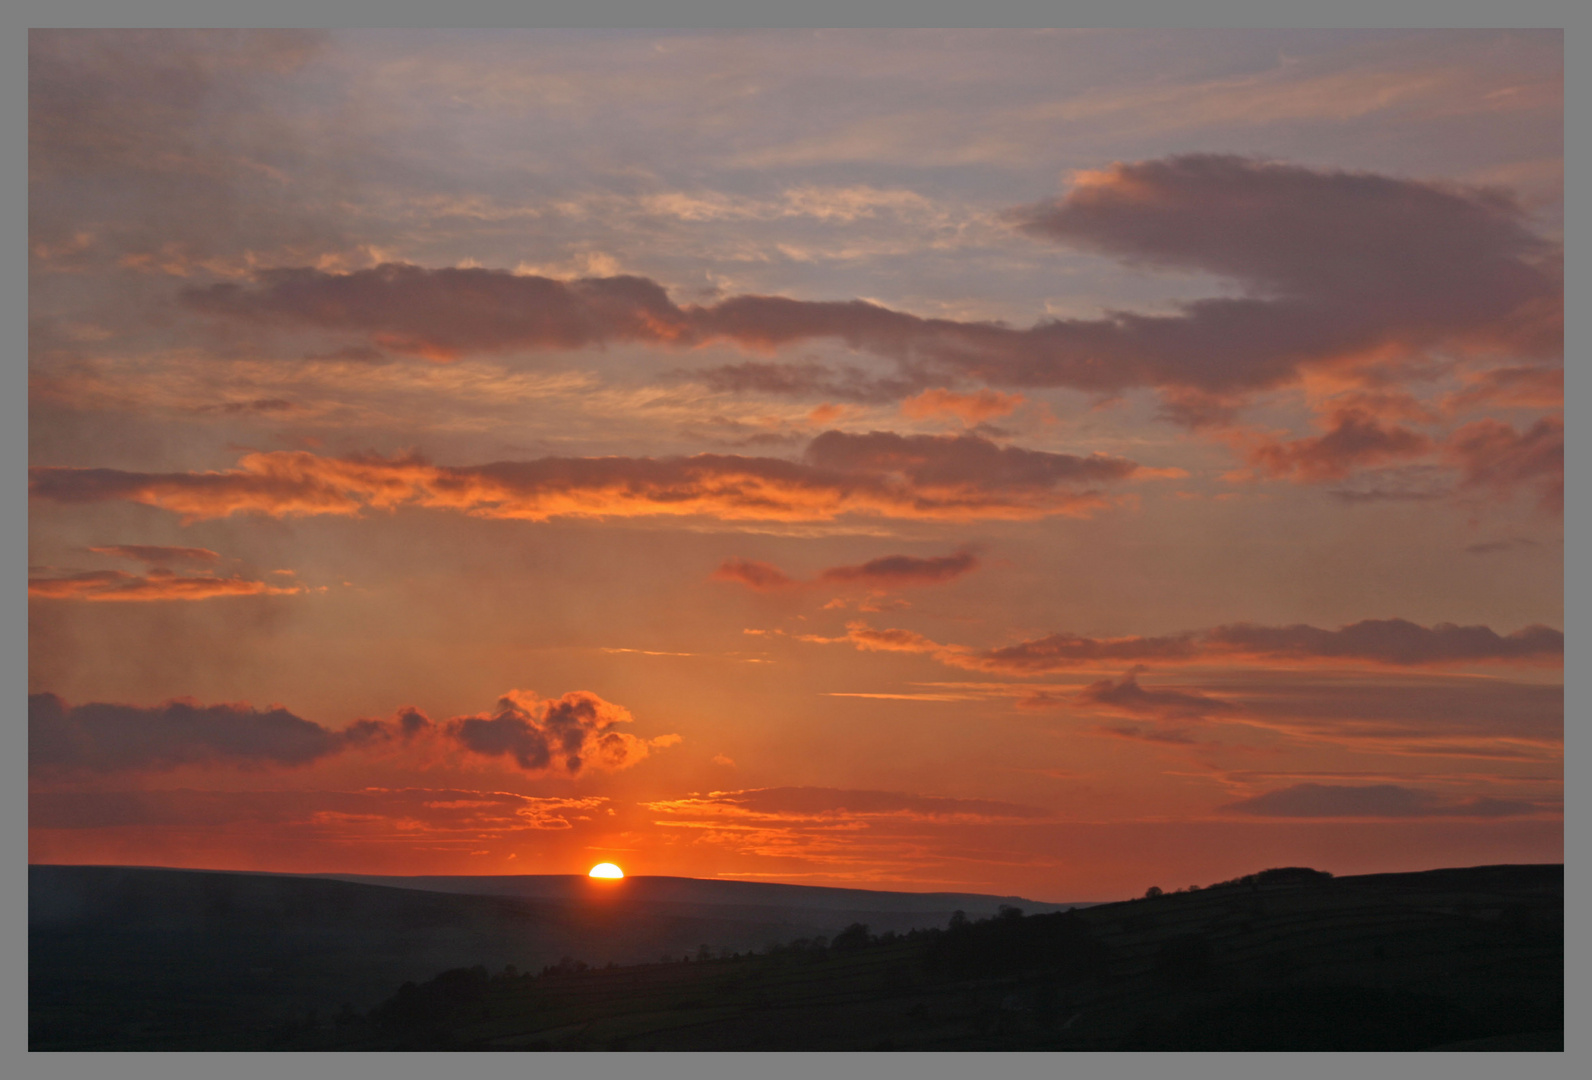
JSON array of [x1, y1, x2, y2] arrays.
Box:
[[27, 28, 1562, 901]]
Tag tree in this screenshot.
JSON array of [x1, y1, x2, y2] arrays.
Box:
[[833, 922, 871, 952]]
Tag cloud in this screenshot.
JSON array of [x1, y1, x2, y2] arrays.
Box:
[[1097, 724, 1199, 745], [1014, 154, 1560, 381], [1204, 675, 1562, 747], [1220, 782, 1546, 819], [29, 692, 360, 774], [30, 430, 1150, 525], [829, 621, 949, 655], [184, 266, 698, 361], [714, 547, 980, 594], [955, 618, 1561, 672], [29, 787, 606, 834], [800, 429, 1152, 490], [30, 688, 675, 778], [445, 689, 675, 777], [969, 630, 1198, 670], [173, 155, 1558, 405], [1200, 619, 1563, 667], [87, 544, 220, 566], [711, 558, 798, 591], [900, 388, 1024, 425], [28, 568, 305, 602], [811, 616, 1559, 676], [1074, 669, 1235, 719], [1446, 414, 1563, 514], [686, 360, 917, 405], [644, 786, 1046, 823], [1443, 365, 1563, 413], [818, 549, 979, 589], [1244, 406, 1433, 483]]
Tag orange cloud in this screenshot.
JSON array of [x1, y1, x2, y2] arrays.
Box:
[[900, 388, 1024, 425], [28, 568, 306, 602], [1446, 414, 1562, 514], [30, 431, 1151, 525], [1242, 406, 1433, 483], [837, 621, 951, 655]]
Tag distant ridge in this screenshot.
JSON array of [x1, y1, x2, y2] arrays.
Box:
[[26, 862, 1093, 913], [309, 872, 1093, 913]]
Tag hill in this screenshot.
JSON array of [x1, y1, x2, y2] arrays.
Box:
[[29, 863, 1561, 1051], [28, 863, 1083, 1051], [314, 871, 1078, 915], [297, 863, 1565, 1051]]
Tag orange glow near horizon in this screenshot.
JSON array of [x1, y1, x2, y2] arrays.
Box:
[[588, 863, 625, 880]]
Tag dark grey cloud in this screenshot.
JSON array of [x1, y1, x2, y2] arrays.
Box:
[[29, 787, 601, 832], [964, 618, 1561, 673], [28, 691, 362, 774], [176, 156, 1559, 406], [1074, 669, 1234, 720], [1202, 618, 1563, 666], [29, 689, 672, 778], [818, 549, 979, 589], [445, 690, 669, 777]]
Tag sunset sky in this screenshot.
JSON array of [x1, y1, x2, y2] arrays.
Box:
[[28, 29, 1563, 900]]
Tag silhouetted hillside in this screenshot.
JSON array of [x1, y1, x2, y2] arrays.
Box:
[[30, 863, 1561, 1051], [28, 863, 1082, 1050], [316, 871, 1076, 915], [301, 863, 1564, 1051]]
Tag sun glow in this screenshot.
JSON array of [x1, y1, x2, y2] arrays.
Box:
[[588, 862, 625, 879]]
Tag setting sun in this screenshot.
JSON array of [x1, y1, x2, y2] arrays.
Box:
[[588, 863, 625, 880]]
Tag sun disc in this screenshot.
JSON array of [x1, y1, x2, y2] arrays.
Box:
[[588, 862, 625, 879]]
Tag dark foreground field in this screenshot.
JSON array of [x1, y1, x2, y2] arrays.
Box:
[[31, 863, 1561, 1051]]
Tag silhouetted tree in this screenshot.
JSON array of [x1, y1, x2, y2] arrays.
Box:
[[1255, 867, 1333, 886], [833, 923, 871, 952], [925, 908, 1112, 982], [370, 965, 490, 1032]]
